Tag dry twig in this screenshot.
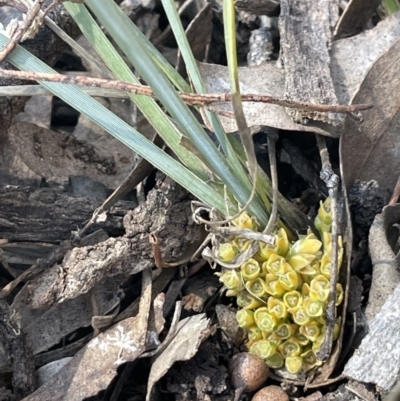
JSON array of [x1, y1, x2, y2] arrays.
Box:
[[0, 68, 373, 114], [0, 0, 44, 63]]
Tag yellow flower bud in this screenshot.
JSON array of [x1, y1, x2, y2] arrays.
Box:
[[287, 305, 310, 326], [303, 298, 325, 317], [249, 339, 277, 359], [294, 330, 309, 346], [279, 270, 301, 291], [314, 215, 331, 234], [219, 269, 243, 291], [232, 237, 252, 252], [245, 278, 268, 298], [218, 242, 239, 263], [274, 323, 296, 340], [236, 309, 255, 329], [289, 238, 322, 257], [248, 326, 263, 342], [264, 274, 286, 297], [278, 338, 302, 357], [240, 258, 261, 281], [266, 352, 284, 369], [283, 290, 303, 309], [267, 297, 288, 320], [299, 321, 321, 342], [288, 254, 315, 271], [310, 275, 330, 302], [237, 291, 264, 310], [232, 212, 258, 230], [285, 356, 303, 374], [254, 307, 278, 332], [317, 198, 332, 225], [264, 254, 286, 275], [301, 349, 322, 371], [276, 228, 290, 256], [336, 283, 344, 306], [259, 241, 279, 262]]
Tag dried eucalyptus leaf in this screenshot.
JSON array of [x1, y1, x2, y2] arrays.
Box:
[[198, 62, 333, 136], [23, 316, 149, 401], [331, 11, 400, 104], [146, 314, 210, 401], [341, 38, 400, 197], [334, 0, 382, 40]]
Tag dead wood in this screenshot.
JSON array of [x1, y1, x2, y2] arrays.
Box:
[[0, 299, 36, 399], [365, 205, 400, 321], [0, 185, 133, 242], [344, 283, 400, 391], [279, 0, 342, 126], [24, 175, 204, 309]]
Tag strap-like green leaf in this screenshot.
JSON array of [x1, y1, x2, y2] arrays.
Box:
[[0, 33, 229, 214]]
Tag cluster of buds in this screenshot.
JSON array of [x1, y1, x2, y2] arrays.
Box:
[[217, 199, 343, 375]]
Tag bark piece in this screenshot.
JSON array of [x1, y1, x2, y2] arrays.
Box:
[[25, 176, 204, 308], [0, 300, 36, 398], [234, 0, 280, 16], [365, 205, 400, 321], [344, 283, 400, 390], [0, 186, 133, 242], [279, 0, 342, 126], [11, 275, 123, 355]]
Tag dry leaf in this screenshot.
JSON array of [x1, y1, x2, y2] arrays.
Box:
[[12, 276, 122, 355], [198, 62, 334, 137], [22, 316, 153, 401], [334, 0, 382, 40], [331, 11, 400, 104], [146, 314, 210, 401], [8, 121, 135, 189], [341, 38, 400, 197]]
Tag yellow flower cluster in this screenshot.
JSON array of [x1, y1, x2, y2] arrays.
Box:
[[218, 199, 343, 374]]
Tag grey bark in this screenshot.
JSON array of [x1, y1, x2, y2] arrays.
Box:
[[279, 0, 343, 125], [344, 283, 400, 390]]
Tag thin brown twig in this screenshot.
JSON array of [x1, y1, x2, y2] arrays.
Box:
[[0, 68, 373, 113], [0, 0, 28, 13], [0, 0, 45, 63], [315, 134, 340, 362]]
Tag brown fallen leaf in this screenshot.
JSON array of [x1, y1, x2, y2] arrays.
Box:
[[341, 38, 400, 197], [21, 269, 154, 401], [331, 11, 400, 104], [146, 313, 210, 401], [8, 121, 135, 189]]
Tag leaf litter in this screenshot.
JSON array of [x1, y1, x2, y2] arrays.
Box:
[[1, 2, 400, 401]]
